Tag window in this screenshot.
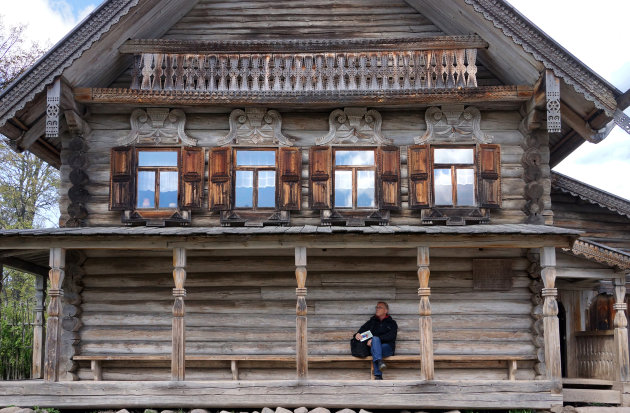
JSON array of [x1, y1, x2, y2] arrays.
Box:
[[234, 149, 276, 209], [136, 150, 179, 209], [432, 148, 475, 206], [334, 149, 376, 209], [408, 144, 500, 210]]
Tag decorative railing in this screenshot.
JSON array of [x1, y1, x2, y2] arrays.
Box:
[[575, 330, 615, 380], [129, 49, 479, 93]]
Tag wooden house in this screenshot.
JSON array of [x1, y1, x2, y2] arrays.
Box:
[[0, 0, 629, 409]]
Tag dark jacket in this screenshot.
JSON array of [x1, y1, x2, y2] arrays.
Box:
[[356, 315, 398, 353]]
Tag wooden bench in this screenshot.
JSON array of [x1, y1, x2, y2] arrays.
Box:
[[74, 354, 535, 381]]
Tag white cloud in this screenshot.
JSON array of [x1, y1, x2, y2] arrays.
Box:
[[2, 0, 97, 48]]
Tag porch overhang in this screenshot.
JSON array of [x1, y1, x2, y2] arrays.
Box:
[[0, 224, 580, 250]]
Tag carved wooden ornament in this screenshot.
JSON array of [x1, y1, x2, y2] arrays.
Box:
[[120, 108, 196, 146], [45, 79, 61, 138], [416, 105, 492, 144], [219, 108, 294, 146], [317, 107, 392, 145]]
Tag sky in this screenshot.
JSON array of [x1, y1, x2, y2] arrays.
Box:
[[1, 0, 629, 201]]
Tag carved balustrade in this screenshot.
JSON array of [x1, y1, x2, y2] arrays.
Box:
[[575, 331, 615, 380], [130, 49, 479, 94]]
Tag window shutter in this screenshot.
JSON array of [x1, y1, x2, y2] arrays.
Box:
[[377, 146, 401, 210], [278, 147, 302, 210], [309, 146, 332, 209], [181, 147, 204, 208], [478, 144, 501, 208], [209, 147, 232, 211], [407, 145, 430, 208], [109, 147, 135, 210]]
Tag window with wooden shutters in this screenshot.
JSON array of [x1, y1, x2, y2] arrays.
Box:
[[181, 147, 204, 208], [278, 147, 302, 210], [333, 149, 377, 209], [110, 147, 135, 210], [136, 149, 179, 210], [478, 144, 501, 208], [233, 149, 277, 210], [432, 147, 476, 207], [377, 146, 401, 210], [209, 147, 232, 211], [309, 146, 332, 210], [408, 145, 430, 209]]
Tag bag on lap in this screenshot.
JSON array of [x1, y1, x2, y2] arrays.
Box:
[[350, 337, 370, 357]]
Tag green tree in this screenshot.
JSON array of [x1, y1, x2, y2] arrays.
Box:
[[0, 15, 56, 380]]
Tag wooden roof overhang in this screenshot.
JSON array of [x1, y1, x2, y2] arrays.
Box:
[[563, 239, 630, 273], [0, 224, 580, 251]]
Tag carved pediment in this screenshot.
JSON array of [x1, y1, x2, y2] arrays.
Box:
[[317, 107, 392, 146], [416, 105, 492, 144], [219, 108, 294, 147], [120, 108, 196, 146]]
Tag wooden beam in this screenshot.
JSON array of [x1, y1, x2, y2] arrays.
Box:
[[613, 274, 630, 382], [0, 257, 49, 276], [44, 247, 65, 382], [417, 246, 434, 380], [74, 85, 533, 107], [295, 246, 308, 380], [540, 247, 561, 393], [31, 275, 46, 379], [172, 247, 186, 381], [13, 116, 46, 152]]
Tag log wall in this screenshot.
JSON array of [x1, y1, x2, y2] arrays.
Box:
[[59, 108, 546, 227], [74, 247, 536, 381]]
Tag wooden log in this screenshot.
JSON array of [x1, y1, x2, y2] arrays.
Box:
[[295, 246, 308, 379], [31, 274, 46, 379], [172, 248, 187, 381], [613, 274, 630, 382], [418, 246, 434, 380], [44, 248, 65, 382], [540, 247, 561, 393]]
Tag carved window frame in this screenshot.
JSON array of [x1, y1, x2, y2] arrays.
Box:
[[332, 147, 377, 210], [135, 147, 180, 213], [232, 147, 279, 211], [431, 145, 477, 207]]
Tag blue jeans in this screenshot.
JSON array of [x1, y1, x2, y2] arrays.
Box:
[[370, 336, 393, 376]]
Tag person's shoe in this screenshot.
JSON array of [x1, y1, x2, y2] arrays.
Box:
[[378, 360, 387, 371], [374, 375, 383, 380]]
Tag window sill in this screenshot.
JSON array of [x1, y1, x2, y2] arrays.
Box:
[[321, 209, 390, 226], [122, 209, 191, 227], [220, 210, 290, 227]]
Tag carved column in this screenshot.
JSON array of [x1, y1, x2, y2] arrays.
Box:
[[45, 248, 65, 382], [172, 248, 186, 381], [32, 275, 46, 378], [295, 246, 308, 379], [418, 246, 434, 380], [613, 274, 630, 382], [540, 247, 561, 392]]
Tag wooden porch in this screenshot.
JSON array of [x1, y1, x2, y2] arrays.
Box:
[[0, 379, 561, 409]]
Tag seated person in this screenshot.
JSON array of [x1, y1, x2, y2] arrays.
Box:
[[354, 301, 398, 380]]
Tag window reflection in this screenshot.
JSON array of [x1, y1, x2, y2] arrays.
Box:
[[137, 171, 156, 208], [159, 171, 178, 208], [434, 169, 453, 205], [335, 170, 352, 208], [138, 151, 178, 167], [357, 170, 375, 207], [236, 150, 275, 166], [434, 149, 474, 164], [235, 170, 254, 208], [258, 170, 276, 208], [335, 150, 374, 166], [456, 169, 475, 206]]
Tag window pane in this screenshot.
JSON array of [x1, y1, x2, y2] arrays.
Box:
[[137, 171, 155, 208], [258, 170, 276, 208], [357, 170, 375, 208], [138, 151, 178, 167], [236, 150, 275, 166], [159, 171, 178, 208], [434, 148, 474, 164], [235, 171, 254, 208], [334, 170, 352, 207], [434, 168, 453, 205], [335, 150, 374, 166], [456, 169, 475, 206]]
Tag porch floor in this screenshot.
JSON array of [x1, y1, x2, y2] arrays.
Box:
[[0, 379, 561, 409]]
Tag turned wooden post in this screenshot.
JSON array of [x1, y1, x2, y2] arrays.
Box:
[[418, 246, 434, 380], [613, 274, 630, 382], [295, 246, 308, 379], [540, 247, 561, 392], [172, 247, 186, 381], [32, 275, 46, 379], [44, 248, 65, 382]]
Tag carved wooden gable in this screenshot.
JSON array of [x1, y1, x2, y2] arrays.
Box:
[[219, 108, 293, 146], [318, 108, 392, 146], [121, 108, 196, 146], [417, 105, 492, 144]]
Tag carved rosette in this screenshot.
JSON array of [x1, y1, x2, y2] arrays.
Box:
[[416, 105, 492, 144], [59, 250, 85, 381], [317, 107, 392, 146], [219, 108, 294, 146], [527, 249, 546, 379], [120, 108, 196, 146]]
